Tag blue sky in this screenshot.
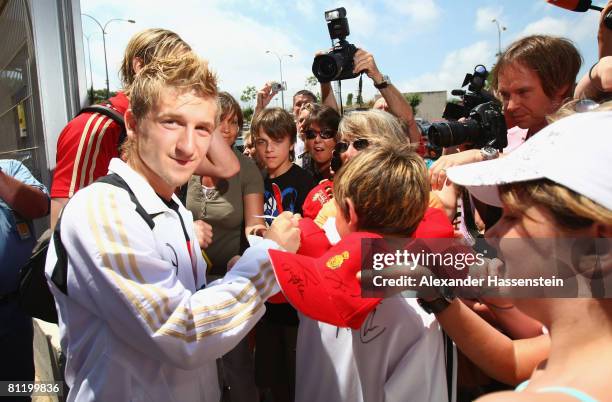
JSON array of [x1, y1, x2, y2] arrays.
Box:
[[80, 0, 603, 106]]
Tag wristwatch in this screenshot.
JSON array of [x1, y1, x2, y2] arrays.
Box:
[[480, 146, 499, 161], [374, 75, 390, 90], [417, 297, 452, 314], [418, 285, 454, 314]]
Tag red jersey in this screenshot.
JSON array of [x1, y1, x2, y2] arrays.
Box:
[[50, 92, 129, 198]]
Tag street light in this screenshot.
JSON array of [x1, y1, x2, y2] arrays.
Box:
[[83, 34, 95, 104], [491, 19, 507, 57], [82, 14, 136, 99], [265, 50, 293, 109]]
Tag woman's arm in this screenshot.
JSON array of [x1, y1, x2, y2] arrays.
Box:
[[481, 298, 546, 340], [194, 129, 240, 179], [436, 299, 550, 385], [243, 192, 266, 237]]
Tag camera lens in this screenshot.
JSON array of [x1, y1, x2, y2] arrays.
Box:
[[427, 120, 481, 148], [312, 53, 343, 82]]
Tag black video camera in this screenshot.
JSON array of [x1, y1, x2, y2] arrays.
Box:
[[441, 65, 496, 120], [427, 65, 507, 150], [312, 7, 359, 83]]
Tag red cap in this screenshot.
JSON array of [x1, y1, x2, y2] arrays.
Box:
[[269, 209, 454, 306], [267, 218, 332, 304], [412, 208, 469, 280], [302, 180, 334, 220], [269, 232, 383, 329], [413, 207, 454, 238]]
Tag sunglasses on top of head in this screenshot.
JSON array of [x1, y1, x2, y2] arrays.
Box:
[[304, 128, 336, 140], [334, 138, 370, 154]]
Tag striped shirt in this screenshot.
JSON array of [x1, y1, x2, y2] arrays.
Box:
[[50, 93, 129, 198], [45, 159, 281, 401]]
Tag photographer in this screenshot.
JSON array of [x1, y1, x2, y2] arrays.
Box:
[[319, 48, 421, 145], [429, 35, 582, 192]]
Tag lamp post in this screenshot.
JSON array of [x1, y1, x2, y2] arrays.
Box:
[[81, 14, 135, 99], [84, 34, 95, 104], [265, 50, 293, 109], [491, 19, 507, 57]]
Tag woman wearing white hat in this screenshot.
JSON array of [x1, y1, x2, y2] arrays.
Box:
[[446, 103, 612, 402]]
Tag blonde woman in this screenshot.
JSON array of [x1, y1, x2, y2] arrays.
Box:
[[311, 109, 444, 226]]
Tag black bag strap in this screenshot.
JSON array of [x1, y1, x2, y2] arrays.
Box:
[[95, 173, 156, 230], [444, 331, 455, 402], [50, 173, 156, 297], [80, 104, 127, 149], [50, 215, 68, 294], [18, 227, 60, 322]]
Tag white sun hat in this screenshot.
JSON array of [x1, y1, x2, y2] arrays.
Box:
[[446, 110, 612, 211]]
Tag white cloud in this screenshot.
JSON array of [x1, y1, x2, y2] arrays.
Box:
[[475, 6, 504, 32], [337, 0, 379, 41], [520, 16, 571, 37], [517, 12, 598, 43], [383, 0, 441, 23], [81, 0, 316, 107], [323, 0, 442, 47], [530, 1, 549, 14], [80, 0, 447, 105], [78, 0, 600, 112], [295, 0, 316, 19], [399, 40, 496, 95]]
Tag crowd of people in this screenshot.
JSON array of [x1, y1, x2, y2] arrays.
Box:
[[1, 2, 612, 401]]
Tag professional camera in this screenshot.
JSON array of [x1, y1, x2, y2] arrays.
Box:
[[427, 65, 507, 150], [428, 102, 507, 149], [312, 7, 359, 83]]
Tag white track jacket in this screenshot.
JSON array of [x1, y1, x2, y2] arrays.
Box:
[[45, 159, 280, 402]]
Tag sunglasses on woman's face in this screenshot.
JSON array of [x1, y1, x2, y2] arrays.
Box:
[[334, 138, 370, 154], [304, 128, 336, 140]]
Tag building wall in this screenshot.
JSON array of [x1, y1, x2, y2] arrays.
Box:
[[404, 90, 447, 122], [30, 0, 86, 173], [0, 0, 85, 235]]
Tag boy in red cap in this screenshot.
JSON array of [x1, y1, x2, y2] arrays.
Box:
[[269, 145, 452, 402]]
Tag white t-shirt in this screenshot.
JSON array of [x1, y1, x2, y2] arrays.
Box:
[[352, 297, 449, 402], [296, 315, 363, 402], [295, 222, 451, 402]]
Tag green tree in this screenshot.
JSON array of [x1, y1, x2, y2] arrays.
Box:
[[305, 76, 322, 102], [305, 76, 318, 90], [242, 106, 254, 122], [356, 93, 364, 106], [404, 93, 422, 115], [240, 85, 257, 107], [346, 93, 353, 106], [87, 88, 117, 104]]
